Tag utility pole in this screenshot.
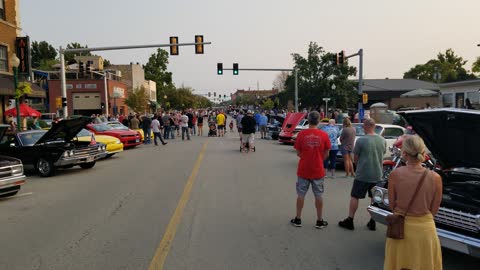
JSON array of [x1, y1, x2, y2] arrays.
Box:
[[345, 49, 364, 121]]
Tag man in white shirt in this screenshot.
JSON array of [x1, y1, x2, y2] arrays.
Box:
[[180, 112, 190, 141], [151, 115, 167, 146]]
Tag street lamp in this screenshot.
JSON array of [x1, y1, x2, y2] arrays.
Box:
[[9, 53, 21, 131]]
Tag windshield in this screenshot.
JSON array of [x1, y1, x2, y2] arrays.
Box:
[[339, 124, 383, 136], [108, 123, 129, 130], [19, 131, 47, 146], [77, 129, 92, 137], [91, 124, 113, 132]]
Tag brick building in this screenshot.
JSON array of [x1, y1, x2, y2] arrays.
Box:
[[48, 77, 128, 117], [231, 88, 279, 101]]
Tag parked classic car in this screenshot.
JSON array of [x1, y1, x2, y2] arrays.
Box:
[[86, 124, 142, 148], [0, 118, 106, 177], [267, 115, 285, 140], [76, 129, 123, 158], [367, 108, 480, 258], [278, 112, 307, 144], [0, 125, 26, 197], [105, 121, 152, 142]]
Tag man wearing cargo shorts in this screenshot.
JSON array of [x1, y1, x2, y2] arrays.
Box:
[[291, 111, 331, 229]]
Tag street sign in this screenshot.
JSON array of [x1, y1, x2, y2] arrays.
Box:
[[359, 108, 365, 122], [322, 98, 331, 101]]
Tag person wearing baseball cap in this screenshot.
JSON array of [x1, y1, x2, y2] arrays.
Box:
[[240, 110, 256, 152]]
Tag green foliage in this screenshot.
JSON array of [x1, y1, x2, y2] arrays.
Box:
[[234, 95, 257, 106], [280, 42, 358, 110], [103, 59, 112, 68], [473, 56, 480, 74], [144, 48, 173, 88], [31, 41, 57, 69], [262, 98, 275, 110], [15, 82, 32, 99], [403, 49, 477, 83], [124, 86, 149, 113], [64, 42, 93, 64]]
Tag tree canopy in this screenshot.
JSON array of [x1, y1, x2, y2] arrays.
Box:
[[403, 48, 477, 83], [279, 42, 358, 110], [124, 86, 149, 113], [31, 41, 57, 69]]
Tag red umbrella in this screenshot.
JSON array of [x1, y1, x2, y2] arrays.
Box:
[[5, 103, 41, 117]]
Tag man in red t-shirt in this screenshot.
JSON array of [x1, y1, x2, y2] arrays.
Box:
[[291, 111, 331, 229]]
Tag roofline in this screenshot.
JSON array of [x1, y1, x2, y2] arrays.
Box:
[[439, 79, 480, 87], [398, 108, 480, 115]]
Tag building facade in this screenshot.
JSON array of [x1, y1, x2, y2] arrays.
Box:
[[231, 89, 279, 102], [439, 80, 480, 109]]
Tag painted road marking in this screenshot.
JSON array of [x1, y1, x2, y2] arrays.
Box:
[[148, 141, 208, 270]]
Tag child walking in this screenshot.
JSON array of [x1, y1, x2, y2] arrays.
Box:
[[229, 120, 234, 132]]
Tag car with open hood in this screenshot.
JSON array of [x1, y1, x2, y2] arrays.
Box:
[[0, 118, 106, 177], [278, 112, 307, 144], [367, 108, 480, 258], [87, 123, 142, 148], [76, 129, 123, 158], [0, 125, 26, 197], [267, 115, 285, 140]]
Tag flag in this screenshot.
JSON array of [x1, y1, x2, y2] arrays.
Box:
[[90, 133, 97, 146]]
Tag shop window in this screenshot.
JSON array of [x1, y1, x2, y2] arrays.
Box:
[[466, 91, 480, 105], [0, 45, 7, 71], [0, 0, 5, 21], [442, 93, 453, 107]]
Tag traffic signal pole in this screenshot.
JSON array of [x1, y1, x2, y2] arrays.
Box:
[[221, 67, 299, 112], [59, 41, 211, 118], [345, 48, 364, 120]]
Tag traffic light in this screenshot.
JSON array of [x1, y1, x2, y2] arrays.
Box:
[[195, 35, 204, 54], [233, 63, 239, 75], [86, 61, 92, 75], [362, 93, 368, 104], [333, 53, 339, 65], [217, 63, 223, 75], [169, 36, 179, 55], [224, 94, 226, 98], [79, 61, 84, 75], [338, 50, 346, 65], [208, 92, 211, 97], [214, 92, 216, 97], [62, 97, 67, 107]]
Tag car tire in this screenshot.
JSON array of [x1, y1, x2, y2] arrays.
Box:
[[36, 158, 56, 177], [106, 154, 115, 158], [79, 161, 96, 169]]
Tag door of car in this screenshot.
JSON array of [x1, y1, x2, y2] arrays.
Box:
[[0, 135, 26, 162]]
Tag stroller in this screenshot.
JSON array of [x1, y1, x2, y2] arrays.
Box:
[[208, 121, 217, 137], [239, 135, 256, 152]]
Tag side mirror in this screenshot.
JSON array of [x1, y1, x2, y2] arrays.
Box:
[[9, 143, 15, 147]]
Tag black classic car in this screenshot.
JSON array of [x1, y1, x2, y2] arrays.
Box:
[[0, 125, 26, 197], [367, 108, 480, 258], [0, 117, 106, 177]]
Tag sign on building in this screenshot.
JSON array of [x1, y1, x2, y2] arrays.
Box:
[[113, 87, 125, 98], [15, 36, 30, 76]]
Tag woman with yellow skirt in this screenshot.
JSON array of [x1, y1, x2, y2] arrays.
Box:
[[384, 135, 443, 270]]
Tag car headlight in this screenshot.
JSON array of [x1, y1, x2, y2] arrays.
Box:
[[63, 152, 69, 158], [69, 150, 74, 157], [98, 146, 102, 151], [116, 140, 121, 144], [476, 215, 480, 227], [372, 188, 383, 204], [12, 165, 23, 175], [102, 145, 106, 150], [382, 192, 389, 206]]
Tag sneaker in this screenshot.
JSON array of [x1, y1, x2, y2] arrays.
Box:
[[290, 217, 302, 227], [162, 142, 167, 145], [367, 218, 376, 231], [315, 219, 328, 229], [338, 217, 355, 230]]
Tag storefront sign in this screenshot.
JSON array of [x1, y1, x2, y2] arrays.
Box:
[[15, 37, 30, 75]]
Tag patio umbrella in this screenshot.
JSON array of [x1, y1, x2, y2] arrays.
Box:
[[5, 103, 41, 117], [400, 89, 439, 97]]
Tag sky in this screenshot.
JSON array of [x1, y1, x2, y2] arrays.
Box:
[[20, 0, 480, 97]]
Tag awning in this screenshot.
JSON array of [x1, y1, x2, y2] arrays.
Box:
[[400, 89, 439, 97]]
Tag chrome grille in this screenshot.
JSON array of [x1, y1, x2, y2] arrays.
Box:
[[0, 167, 12, 178], [434, 208, 479, 233], [63, 145, 103, 160]]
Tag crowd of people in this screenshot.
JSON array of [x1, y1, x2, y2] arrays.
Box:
[[292, 111, 443, 270]]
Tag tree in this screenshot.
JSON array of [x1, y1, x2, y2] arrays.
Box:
[[144, 48, 173, 100], [64, 42, 93, 64], [280, 42, 358, 110], [404, 49, 477, 83], [472, 56, 480, 74], [262, 98, 275, 110], [273, 71, 289, 91], [124, 86, 149, 113], [31, 41, 57, 69], [103, 59, 112, 68]]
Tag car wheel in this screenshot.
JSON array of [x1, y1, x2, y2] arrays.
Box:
[[106, 154, 115, 158], [79, 161, 96, 169], [37, 158, 55, 177]]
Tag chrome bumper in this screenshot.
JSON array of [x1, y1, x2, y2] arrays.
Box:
[[0, 175, 26, 190], [54, 154, 103, 166], [367, 205, 480, 258]]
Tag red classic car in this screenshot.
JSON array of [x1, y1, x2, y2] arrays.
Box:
[[278, 112, 307, 144], [86, 124, 142, 148]]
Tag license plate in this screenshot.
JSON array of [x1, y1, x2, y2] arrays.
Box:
[[86, 157, 94, 162], [136, 139, 140, 143]]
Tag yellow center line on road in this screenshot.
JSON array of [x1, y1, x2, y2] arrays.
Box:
[[148, 141, 208, 270]]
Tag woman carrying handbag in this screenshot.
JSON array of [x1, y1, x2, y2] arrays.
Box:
[[384, 135, 443, 270]]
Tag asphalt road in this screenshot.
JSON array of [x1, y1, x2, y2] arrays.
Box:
[[0, 127, 478, 270]]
